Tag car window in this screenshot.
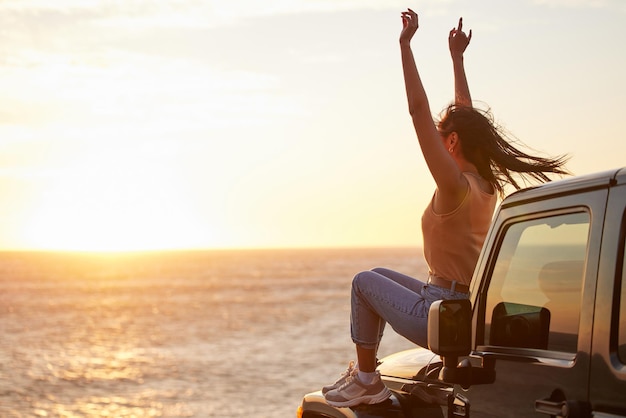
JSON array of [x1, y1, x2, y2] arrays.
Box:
[[483, 211, 589, 353]]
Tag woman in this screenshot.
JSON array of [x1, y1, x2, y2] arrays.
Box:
[[323, 9, 568, 408]]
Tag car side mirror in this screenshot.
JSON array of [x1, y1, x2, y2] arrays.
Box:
[[428, 299, 495, 388], [428, 299, 472, 365]]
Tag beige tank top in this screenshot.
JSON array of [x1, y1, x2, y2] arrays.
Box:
[[421, 172, 497, 286]]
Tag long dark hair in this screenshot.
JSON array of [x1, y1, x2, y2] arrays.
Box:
[[437, 105, 569, 197]]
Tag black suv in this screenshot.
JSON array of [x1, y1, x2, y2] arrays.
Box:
[[298, 167, 626, 418]]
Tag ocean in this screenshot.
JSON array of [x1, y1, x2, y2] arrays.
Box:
[[0, 248, 425, 417]]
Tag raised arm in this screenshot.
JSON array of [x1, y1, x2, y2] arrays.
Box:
[[449, 18, 472, 107], [400, 9, 466, 205]]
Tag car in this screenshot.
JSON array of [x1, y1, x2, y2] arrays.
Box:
[[298, 167, 626, 418]]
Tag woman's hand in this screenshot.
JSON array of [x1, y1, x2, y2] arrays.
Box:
[[448, 17, 472, 58], [400, 8, 418, 46]]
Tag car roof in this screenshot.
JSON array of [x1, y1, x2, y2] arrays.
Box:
[[501, 167, 625, 208]]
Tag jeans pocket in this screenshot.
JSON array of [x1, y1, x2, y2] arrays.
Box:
[[423, 284, 468, 302], [422, 285, 445, 303]]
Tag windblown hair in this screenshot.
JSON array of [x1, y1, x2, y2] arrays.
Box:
[[437, 105, 569, 197]]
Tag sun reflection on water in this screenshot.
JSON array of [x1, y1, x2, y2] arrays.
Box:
[[0, 249, 424, 417]]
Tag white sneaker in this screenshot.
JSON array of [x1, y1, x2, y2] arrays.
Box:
[[324, 371, 391, 408]]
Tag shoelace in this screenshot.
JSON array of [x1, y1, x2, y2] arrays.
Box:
[[343, 361, 356, 377], [335, 360, 356, 382]]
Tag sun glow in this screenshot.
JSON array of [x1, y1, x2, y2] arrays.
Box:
[[0, 0, 623, 251], [21, 143, 221, 252], [1, 20, 294, 251]]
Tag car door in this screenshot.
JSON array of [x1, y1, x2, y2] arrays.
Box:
[[589, 168, 626, 417], [454, 187, 609, 417]]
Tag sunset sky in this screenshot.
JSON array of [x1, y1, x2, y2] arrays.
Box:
[[0, 0, 624, 251]]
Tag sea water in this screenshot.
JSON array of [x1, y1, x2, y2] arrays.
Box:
[[0, 248, 425, 417]]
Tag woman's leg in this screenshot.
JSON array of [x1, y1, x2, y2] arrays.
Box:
[[377, 268, 426, 351], [325, 268, 429, 407], [350, 268, 431, 354]]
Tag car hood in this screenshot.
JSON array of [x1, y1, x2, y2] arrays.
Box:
[[378, 347, 443, 381]]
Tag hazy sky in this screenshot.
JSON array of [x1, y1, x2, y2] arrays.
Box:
[[0, 0, 624, 251]]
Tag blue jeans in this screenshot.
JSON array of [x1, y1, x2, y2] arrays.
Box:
[[350, 267, 469, 349]]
